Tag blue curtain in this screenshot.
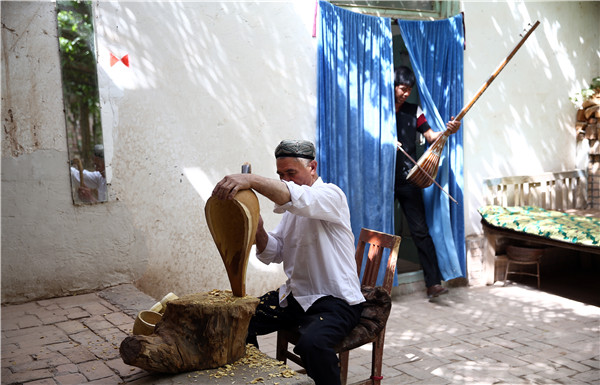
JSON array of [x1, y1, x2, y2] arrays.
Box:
[[317, 1, 396, 283], [397, 15, 466, 279]]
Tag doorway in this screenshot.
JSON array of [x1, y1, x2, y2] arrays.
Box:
[[392, 22, 427, 275]]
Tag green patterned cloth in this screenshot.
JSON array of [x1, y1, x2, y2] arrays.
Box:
[[478, 205, 600, 247]]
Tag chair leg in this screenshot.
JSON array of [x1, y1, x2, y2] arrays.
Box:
[[536, 261, 541, 289], [339, 350, 349, 385], [371, 332, 385, 385], [276, 331, 287, 364], [504, 260, 511, 285]]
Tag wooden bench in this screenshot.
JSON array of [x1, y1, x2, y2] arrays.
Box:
[[483, 170, 588, 210], [479, 170, 599, 285]]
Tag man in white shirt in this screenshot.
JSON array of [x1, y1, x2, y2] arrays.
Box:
[[70, 144, 107, 203], [211, 140, 364, 385]]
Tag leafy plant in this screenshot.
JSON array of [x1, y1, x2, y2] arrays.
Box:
[[569, 76, 600, 109]]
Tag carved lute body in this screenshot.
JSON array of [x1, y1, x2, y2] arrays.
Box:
[[205, 164, 259, 297]]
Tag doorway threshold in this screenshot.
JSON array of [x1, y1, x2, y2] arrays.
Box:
[[392, 270, 426, 297]]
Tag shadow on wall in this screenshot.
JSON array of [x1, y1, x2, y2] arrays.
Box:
[[460, 1, 599, 235], [94, 2, 318, 299], [97, 1, 317, 186]]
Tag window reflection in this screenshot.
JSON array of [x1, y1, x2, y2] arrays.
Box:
[[57, 0, 107, 204]]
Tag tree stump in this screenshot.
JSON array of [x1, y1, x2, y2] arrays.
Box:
[[120, 290, 259, 373]]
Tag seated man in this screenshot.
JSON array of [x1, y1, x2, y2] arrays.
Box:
[[211, 139, 364, 385], [70, 144, 107, 202]]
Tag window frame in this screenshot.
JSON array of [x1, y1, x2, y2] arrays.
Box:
[[330, 1, 460, 20]]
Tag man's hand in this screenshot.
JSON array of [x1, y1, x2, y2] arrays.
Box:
[[255, 215, 268, 253], [446, 116, 461, 134], [77, 186, 97, 202], [212, 174, 252, 200], [212, 173, 291, 205]]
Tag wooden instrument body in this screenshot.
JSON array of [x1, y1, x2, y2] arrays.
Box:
[[406, 130, 450, 188], [205, 189, 259, 297]]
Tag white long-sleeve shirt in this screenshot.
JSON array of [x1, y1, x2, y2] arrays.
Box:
[[257, 177, 365, 311], [70, 167, 107, 201]]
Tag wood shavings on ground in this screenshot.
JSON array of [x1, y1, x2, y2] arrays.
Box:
[[185, 289, 256, 306], [208, 344, 300, 383], [207, 289, 243, 302]]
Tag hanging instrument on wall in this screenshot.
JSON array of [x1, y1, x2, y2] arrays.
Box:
[[405, 20, 541, 189]]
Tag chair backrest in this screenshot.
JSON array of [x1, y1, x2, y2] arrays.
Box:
[[354, 228, 401, 294]]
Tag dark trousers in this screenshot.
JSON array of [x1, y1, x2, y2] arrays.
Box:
[[395, 182, 443, 288], [246, 290, 362, 385]]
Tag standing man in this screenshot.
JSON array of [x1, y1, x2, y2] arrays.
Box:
[[211, 140, 364, 385], [394, 66, 461, 298]]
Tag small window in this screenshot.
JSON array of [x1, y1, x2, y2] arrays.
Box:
[[330, 1, 459, 20]]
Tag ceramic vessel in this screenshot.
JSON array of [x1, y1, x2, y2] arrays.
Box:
[[133, 310, 162, 336]]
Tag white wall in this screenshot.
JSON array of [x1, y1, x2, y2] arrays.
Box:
[[1, 2, 148, 302], [2, 1, 598, 303], [93, 1, 318, 300], [1, 1, 317, 303], [461, 1, 599, 236]]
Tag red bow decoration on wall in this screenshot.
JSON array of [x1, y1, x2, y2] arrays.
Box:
[[110, 53, 129, 67]]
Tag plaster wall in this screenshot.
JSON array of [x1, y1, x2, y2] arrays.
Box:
[[1, 1, 316, 303], [1, 2, 148, 303], [461, 1, 599, 237], [93, 1, 317, 300]]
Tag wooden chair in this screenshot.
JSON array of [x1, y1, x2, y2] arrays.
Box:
[[276, 228, 401, 385]]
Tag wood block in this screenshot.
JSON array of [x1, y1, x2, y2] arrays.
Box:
[[120, 290, 259, 373], [586, 123, 598, 140], [586, 106, 599, 120], [585, 124, 598, 140]]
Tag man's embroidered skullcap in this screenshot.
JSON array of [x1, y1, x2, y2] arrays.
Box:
[[94, 144, 104, 158], [274, 140, 316, 160]]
